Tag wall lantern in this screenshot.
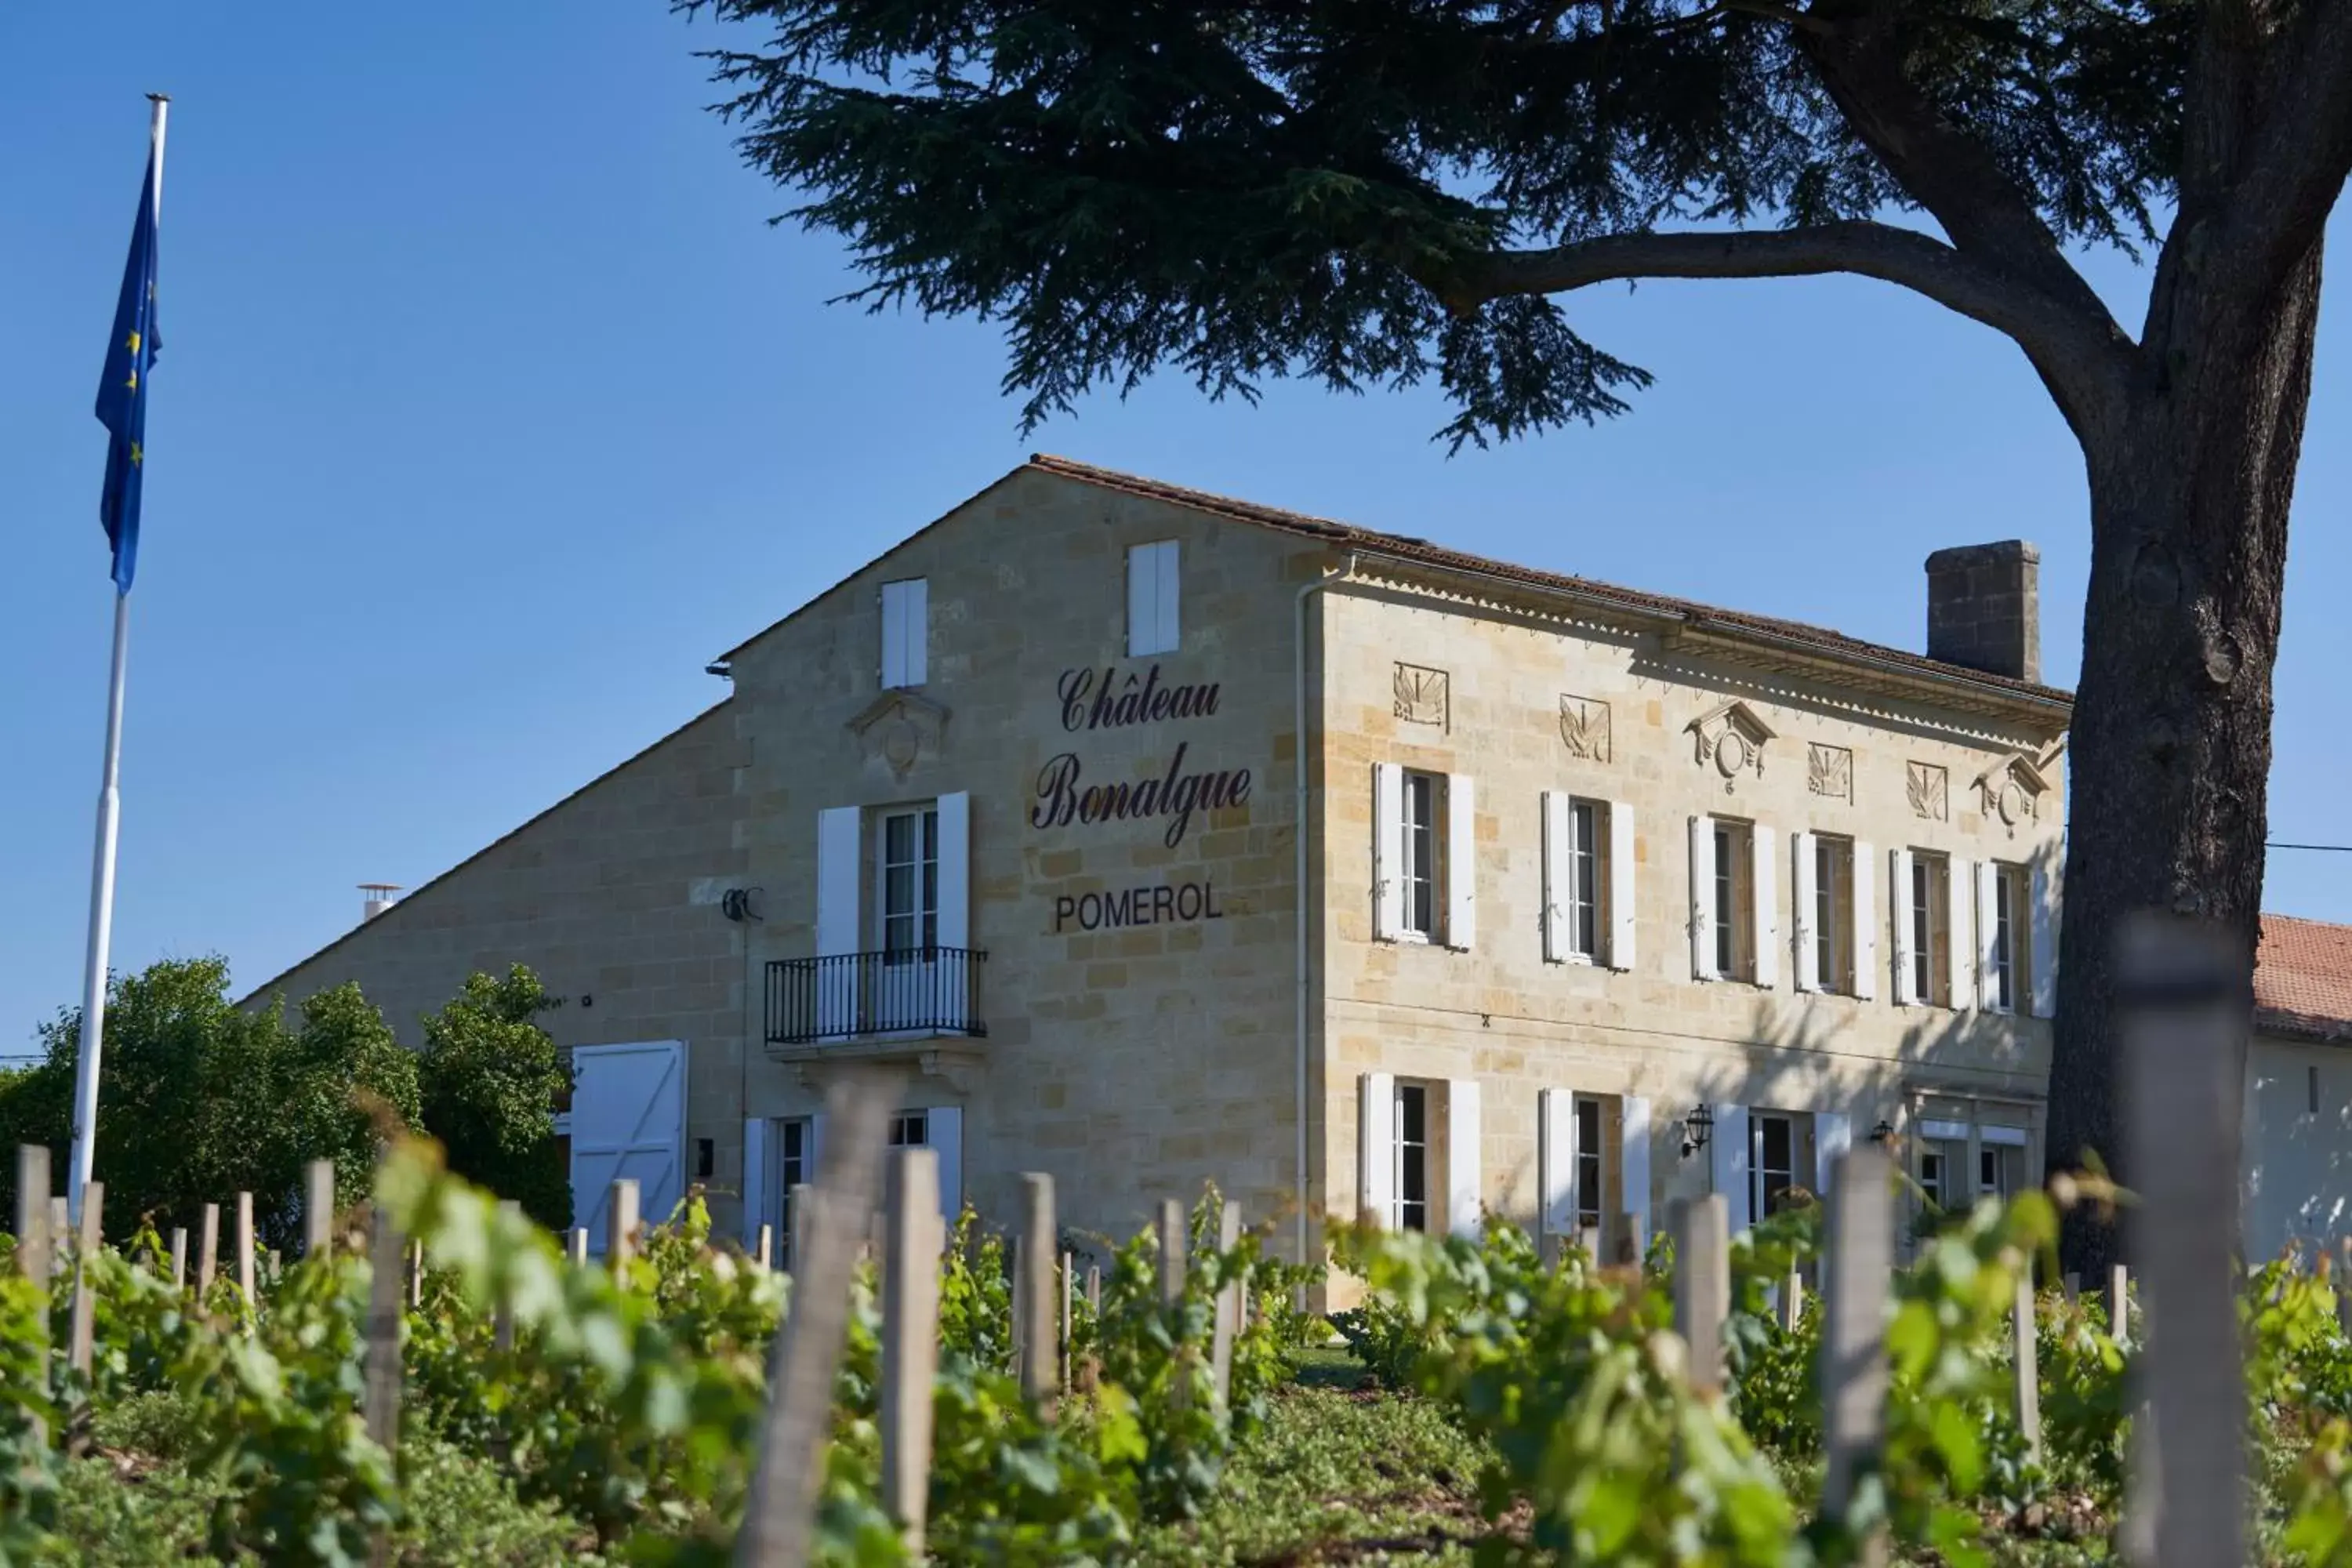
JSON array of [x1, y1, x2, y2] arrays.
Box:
[[1679, 1103, 1715, 1160], [1870, 1120, 1896, 1145]]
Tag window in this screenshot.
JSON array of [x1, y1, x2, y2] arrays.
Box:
[[1403, 771, 1443, 941], [777, 1119, 809, 1267], [1712, 821, 1754, 981], [1750, 1113, 1796, 1219], [1909, 854, 1952, 1006], [1990, 864, 2027, 1012], [1919, 1146, 1952, 1211], [1395, 1083, 1430, 1232], [1814, 837, 1855, 993], [1568, 800, 1602, 960], [889, 1111, 930, 1148], [1978, 1144, 2021, 1200], [1574, 1098, 1605, 1232], [879, 807, 940, 960], [880, 577, 928, 688], [1126, 540, 1180, 656]]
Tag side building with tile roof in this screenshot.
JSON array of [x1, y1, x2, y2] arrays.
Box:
[[2245, 915, 2352, 1260]]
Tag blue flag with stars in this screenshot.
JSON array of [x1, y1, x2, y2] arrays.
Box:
[[96, 148, 162, 595]]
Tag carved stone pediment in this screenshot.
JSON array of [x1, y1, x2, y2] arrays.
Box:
[[1686, 699, 1776, 789], [847, 690, 950, 781], [1974, 751, 2053, 833]]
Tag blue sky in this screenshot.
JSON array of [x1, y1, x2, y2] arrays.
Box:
[[3, 3, 2347, 1053]]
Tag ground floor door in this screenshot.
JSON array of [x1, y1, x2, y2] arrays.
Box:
[[569, 1040, 687, 1255]]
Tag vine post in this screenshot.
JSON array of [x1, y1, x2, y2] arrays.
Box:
[[568, 1229, 586, 1267], [197, 1202, 218, 1295], [880, 1144, 942, 1553], [1059, 1250, 1074, 1391], [13, 1145, 50, 1289], [408, 1240, 425, 1308], [1670, 1196, 1729, 1399], [2011, 1274, 2042, 1466], [1820, 1147, 1890, 1566], [67, 1181, 103, 1376], [234, 1191, 256, 1311], [755, 1223, 772, 1269], [48, 1200, 67, 1280], [2108, 1264, 2129, 1345], [1778, 1268, 1802, 1334], [1019, 1174, 1058, 1413], [607, 1179, 641, 1269], [739, 1066, 899, 1567], [2122, 913, 2249, 1568], [168, 1225, 186, 1290], [303, 1160, 335, 1258], [364, 1206, 405, 1453], [1210, 1198, 1243, 1407]]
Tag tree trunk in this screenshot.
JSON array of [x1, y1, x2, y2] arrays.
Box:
[[2045, 234, 2325, 1278]]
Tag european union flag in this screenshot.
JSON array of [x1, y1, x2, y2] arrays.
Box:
[[96, 148, 162, 595]]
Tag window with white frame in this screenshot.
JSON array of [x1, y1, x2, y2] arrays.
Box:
[[1714, 821, 1754, 981], [880, 577, 928, 688], [1909, 853, 1953, 1006], [776, 1118, 810, 1267], [1395, 1083, 1431, 1231], [1913, 1115, 2031, 1219], [1988, 863, 2029, 1012], [1574, 1097, 1605, 1233], [1126, 540, 1180, 657], [878, 806, 940, 960], [889, 1111, 930, 1149], [1813, 837, 1856, 993], [1919, 1144, 1955, 1212], [1750, 1112, 1798, 1218], [1403, 771, 1443, 942]]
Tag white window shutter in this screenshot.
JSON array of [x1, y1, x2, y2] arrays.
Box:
[[929, 1106, 964, 1221], [2030, 859, 2058, 1018], [1541, 792, 1570, 963], [1620, 1095, 1652, 1258], [1813, 1112, 1851, 1196], [1751, 826, 1779, 988], [1712, 1103, 1751, 1232], [1359, 1073, 1396, 1226], [1608, 802, 1638, 971], [902, 578, 928, 685], [1689, 816, 1716, 981], [935, 791, 972, 951], [816, 807, 862, 1035], [742, 1117, 770, 1247], [1791, 831, 1820, 992], [1976, 860, 2003, 1011], [1373, 764, 1404, 940], [880, 579, 928, 688], [1446, 774, 1477, 949], [1890, 849, 1917, 1006], [1155, 541, 1180, 654], [1947, 856, 1976, 1009], [1853, 843, 1877, 1001], [1446, 1080, 1483, 1238], [1127, 545, 1156, 658], [880, 583, 906, 686], [1537, 1088, 1576, 1236]]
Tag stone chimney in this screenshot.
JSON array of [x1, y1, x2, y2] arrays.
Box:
[[1925, 541, 2041, 683]]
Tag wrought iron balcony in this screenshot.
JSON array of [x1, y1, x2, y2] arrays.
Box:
[[764, 947, 989, 1047]]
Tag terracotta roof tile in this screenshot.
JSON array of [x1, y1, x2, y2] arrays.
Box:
[[2258, 914, 2352, 1042], [1027, 455, 2075, 710]]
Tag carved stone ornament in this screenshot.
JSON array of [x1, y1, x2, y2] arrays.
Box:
[[1393, 662, 1450, 729], [846, 689, 950, 782], [1807, 743, 1854, 802], [1974, 751, 2053, 837], [1559, 695, 1612, 762], [1686, 699, 1776, 792], [1906, 760, 1951, 822]]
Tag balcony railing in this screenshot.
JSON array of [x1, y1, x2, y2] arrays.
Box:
[[764, 947, 989, 1047]]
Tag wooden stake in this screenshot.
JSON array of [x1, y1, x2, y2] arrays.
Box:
[[1210, 1199, 1243, 1407], [1060, 1250, 1074, 1392], [607, 1179, 640, 1270], [2109, 1262, 2129, 1345], [1019, 1174, 1058, 1413], [1670, 1195, 1729, 1399], [169, 1226, 187, 1290], [1087, 1261, 1102, 1314], [48, 1198, 68, 1281], [13, 1146, 50, 1287], [2012, 1272, 2042, 1465], [568, 1228, 587, 1266], [1778, 1268, 1802, 1334], [1820, 1147, 1892, 1566], [2121, 913, 2249, 1568], [880, 1145, 943, 1554], [304, 1160, 336, 1258], [408, 1239, 425, 1308], [68, 1181, 103, 1376], [234, 1191, 256, 1313], [197, 1202, 219, 1297], [1158, 1199, 1186, 1306], [363, 1207, 405, 1455], [756, 1222, 772, 1270], [738, 1067, 900, 1568]]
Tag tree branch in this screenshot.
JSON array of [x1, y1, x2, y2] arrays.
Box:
[[1434, 221, 2132, 428], [2217, 0, 2352, 297]]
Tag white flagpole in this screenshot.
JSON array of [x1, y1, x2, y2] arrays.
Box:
[[68, 93, 167, 1223]]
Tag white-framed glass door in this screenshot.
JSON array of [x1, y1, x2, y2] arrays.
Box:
[[872, 805, 940, 1029]]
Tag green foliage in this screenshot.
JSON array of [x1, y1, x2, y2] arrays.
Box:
[[0, 958, 419, 1253], [415, 969, 572, 1232]]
